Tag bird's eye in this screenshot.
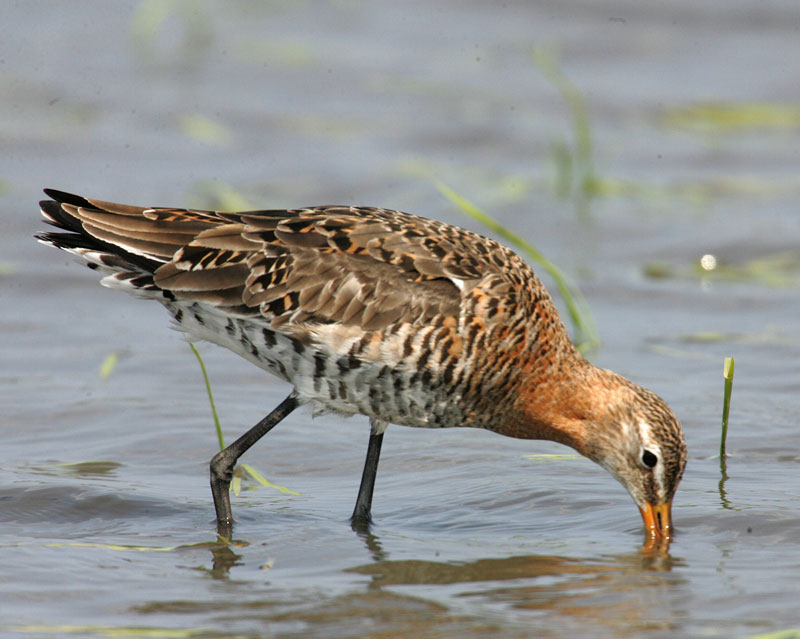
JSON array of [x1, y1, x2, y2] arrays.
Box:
[[642, 450, 658, 468]]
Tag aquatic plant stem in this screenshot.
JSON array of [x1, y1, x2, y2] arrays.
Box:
[[720, 356, 734, 459], [189, 342, 225, 450]]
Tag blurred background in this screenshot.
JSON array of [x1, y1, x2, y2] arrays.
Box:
[[2, 2, 800, 638]]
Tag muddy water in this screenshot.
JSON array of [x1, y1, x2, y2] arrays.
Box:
[[3, 2, 800, 637]]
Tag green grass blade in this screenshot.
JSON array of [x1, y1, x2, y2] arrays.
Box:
[[720, 356, 735, 458], [189, 342, 225, 450], [435, 181, 600, 354], [241, 463, 302, 495]]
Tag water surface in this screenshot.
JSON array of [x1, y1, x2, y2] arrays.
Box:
[[2, 2, 800, 638]]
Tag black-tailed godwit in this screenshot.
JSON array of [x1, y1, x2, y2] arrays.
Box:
[[37, 189, 686, 540]]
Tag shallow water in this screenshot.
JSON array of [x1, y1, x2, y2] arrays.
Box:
[[3, 2, 800, 637]]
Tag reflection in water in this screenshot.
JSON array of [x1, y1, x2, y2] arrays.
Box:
[[717, 456, 737, 511], [203, 536, 248, 579], [640, 533, 675, 561], [31, 461, 124, 478], [344, 531, 687, 637], [348, 550, 679, 588], [185, 525, 688, 635], [351, 519, 389, 563]]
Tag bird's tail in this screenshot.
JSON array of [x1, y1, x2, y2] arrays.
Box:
[[37, 188, 173, 296]]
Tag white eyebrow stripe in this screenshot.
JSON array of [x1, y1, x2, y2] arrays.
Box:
[[639, 420, 665, 498]]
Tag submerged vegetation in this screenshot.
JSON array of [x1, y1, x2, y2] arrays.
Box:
[[533, 47, 800, 213], [98, 352, 120, 380], [645, 251, 800, 288], [661, 102, 800, 134], [532, 46, 599, 217]]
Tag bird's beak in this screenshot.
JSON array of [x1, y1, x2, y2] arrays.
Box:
[[639, 501, 673, 540]]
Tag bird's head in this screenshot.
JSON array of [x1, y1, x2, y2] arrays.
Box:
[[515, 364, 687, 541], [578, 374, 687, 540]]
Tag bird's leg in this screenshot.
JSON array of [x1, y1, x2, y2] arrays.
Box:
[[351, 419, 387, 529], [210, 393, 299, 536]]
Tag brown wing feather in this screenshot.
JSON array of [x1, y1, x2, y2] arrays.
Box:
[[40, 194, 521, 334], [234, 208, 485, 330]]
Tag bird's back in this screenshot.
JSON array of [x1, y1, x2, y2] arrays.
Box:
[[38, 189, 576, 430]]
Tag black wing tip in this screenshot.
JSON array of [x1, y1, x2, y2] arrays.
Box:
[[42, 188, 93, 207]]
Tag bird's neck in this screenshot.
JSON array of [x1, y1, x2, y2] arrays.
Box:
[[508, 355, 627, 459]]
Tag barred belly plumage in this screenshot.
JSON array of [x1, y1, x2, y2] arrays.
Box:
[[168, 298, 469, 429]]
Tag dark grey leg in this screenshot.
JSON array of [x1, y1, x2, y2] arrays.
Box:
[[351, 419, 386, 527], [210, 393, 299, 534]]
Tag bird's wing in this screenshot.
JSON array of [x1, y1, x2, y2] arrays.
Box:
[[39, 192, 523, 334]]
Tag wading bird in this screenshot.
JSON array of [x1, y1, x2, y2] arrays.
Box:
[[37, 189, 686, 540]]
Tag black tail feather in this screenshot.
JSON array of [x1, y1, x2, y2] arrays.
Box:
[[37, 189, 161, 273], [38, 198, 85, 232]]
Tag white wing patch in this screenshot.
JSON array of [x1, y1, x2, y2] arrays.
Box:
[[448, 277, 465, 291]]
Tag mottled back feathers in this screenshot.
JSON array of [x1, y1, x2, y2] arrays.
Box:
[[38, 190, 538, 337]]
